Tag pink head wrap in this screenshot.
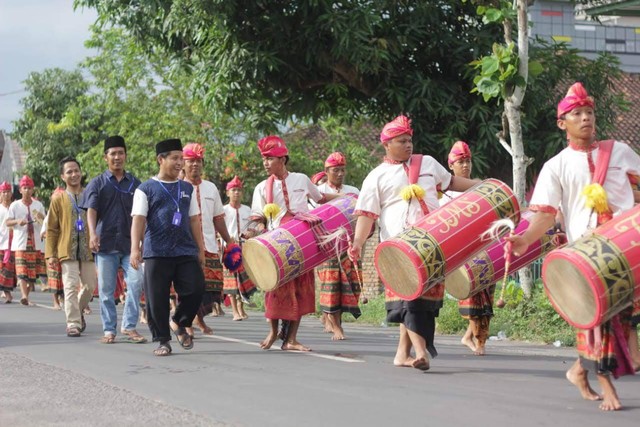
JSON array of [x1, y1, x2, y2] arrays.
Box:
[[557, 82, 595, 119], [324, 152, 346, 168], [311, 171, 327, 185], [19, 175, 34, 188], [183, 143, 205, 159], [226, 175, 243, 191], [0, 181, 11, 192], [258, 135, 288, 157], [380, 115, 413, 143], [448, 141, 472, 166]]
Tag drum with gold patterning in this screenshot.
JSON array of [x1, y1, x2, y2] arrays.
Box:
[[375, 179, 520, 300], [243, 195, 357, 292], [445, 211, 562, 300], [542, 204, 640, 329]]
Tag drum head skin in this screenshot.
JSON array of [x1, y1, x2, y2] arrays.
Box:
[[242, 240, 279, 291]]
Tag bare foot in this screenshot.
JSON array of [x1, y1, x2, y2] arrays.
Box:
[[393, 356, 416, 367], [53, 304, 62, 311], [185, 327, 195, 338], [240, 311, 249, 319], [461, 336, 476, 353], [320, 314, 333, 333], [281, 341, 312, 351], [566, 365, 601, 401], [232, 315, 243, 321], [412, 357, 430, 371], [199, 326, 213, 335], [474, 343, 486, 356], [260, 332, 278, 350], [331, 325, 345, 341], [597, 374, 622, 411]]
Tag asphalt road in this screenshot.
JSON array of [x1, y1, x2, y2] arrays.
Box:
[[0, 291, 637, 427]]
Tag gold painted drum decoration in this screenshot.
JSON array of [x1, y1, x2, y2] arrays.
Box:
[[445, 211, 562, 300], [375, 179, 520, 300], [243, 195, 357, 292], [542, 204, 640, 329]]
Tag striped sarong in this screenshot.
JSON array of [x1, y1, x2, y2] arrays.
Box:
[[317, 254, 361, 319]]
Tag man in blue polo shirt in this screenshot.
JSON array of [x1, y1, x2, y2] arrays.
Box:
[[130, 138, 205, 356], [82, 136, 146, 344]]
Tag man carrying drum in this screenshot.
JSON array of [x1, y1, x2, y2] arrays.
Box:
[[348, 115, 477, 371], [316, 152, 361, 341], [247, 136, 338, 352], [506, 82, 640, 411], [441, 141, 494, 356]]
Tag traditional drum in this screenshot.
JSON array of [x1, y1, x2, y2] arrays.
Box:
[[542, 204, 640, 329], [375, 179, 520, 300], [243, 195, 357, 291], [445, 211, 561, 299]]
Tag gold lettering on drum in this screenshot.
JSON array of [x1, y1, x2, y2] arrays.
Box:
[[474, 180, 518, 220], [425, 199, 481, 234], [613, 211, 640, 248], [401, 227, 446, 286], [270, 229, 305, 283], [571, 235, 634, 317]]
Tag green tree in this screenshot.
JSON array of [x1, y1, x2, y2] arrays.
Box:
[[11, 68, 102, 203]]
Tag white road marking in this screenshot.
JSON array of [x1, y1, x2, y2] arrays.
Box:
[[207, 334, 364, 363]]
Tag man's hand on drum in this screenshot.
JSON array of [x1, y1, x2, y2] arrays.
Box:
[[504, 234, 528, 258]]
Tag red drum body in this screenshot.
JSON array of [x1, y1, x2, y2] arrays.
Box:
[[542, 204, 640, 329], [445, 211, 561, 299], [375, 179, 520, 300], [243, 195, 357, 291]]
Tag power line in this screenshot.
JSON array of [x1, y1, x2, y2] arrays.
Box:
[[0, 89, 25, 97]]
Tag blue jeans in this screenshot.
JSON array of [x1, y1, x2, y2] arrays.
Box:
[[96, 252, 143, 334]]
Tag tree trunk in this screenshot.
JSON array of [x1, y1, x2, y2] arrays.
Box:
[[505, 0, 534, 297]]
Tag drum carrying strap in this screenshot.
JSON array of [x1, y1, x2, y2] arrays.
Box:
[[406, 154, 430, 216]]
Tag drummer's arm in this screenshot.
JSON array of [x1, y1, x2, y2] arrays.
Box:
[[448, 176, 481, 192], [317, 193, 340, 204], [243, 216, 266, 238], [214, 215, 234, 245], [634, 190, 640, 204], [505, 211, 556, 257], [348, 216, 375, 262]]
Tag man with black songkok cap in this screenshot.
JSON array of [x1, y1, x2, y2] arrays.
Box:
[[130, 138, 206, 356], [81, 136, 146, 344]]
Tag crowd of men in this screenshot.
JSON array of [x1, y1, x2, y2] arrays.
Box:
[[0, 82, 638, 411]]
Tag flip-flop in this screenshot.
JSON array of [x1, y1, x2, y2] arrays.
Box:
[[172, 326, 194, 350], [20, 298, 28, 306]]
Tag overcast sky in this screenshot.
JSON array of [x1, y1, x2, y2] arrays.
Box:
[[0, 0, 97, 132]]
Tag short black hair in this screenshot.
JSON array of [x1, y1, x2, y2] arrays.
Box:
[[59, 156, 81, 175]]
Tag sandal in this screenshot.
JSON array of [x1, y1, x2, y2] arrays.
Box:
[[100, 333, 116, 344], [171, 325, 194, 350], [121, 329, 148, 344], [66, 327, 81, 337], [153, 342, 172, 356]]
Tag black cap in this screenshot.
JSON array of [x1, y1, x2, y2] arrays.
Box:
[[155, 138, 182, 155], [104, 135, 126, 153]]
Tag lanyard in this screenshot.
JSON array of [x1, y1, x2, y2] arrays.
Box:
[[156, 179, 181, 212], [66, 191, 81, 215], [108, 175, 134, 194]]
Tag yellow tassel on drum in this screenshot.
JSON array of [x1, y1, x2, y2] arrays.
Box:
[[582, 183, 609, 214], [400, 184, 426, 202], [263, 203, 281, 220]]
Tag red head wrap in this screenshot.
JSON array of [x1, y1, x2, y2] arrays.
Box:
[[324, 152, 346, 168], [19, 175, 34, 188], [557, 82, 595, 119], [258, 135, 288, 157], [311, 171, 327, 185], [183, 143, 205, 160], [0, 181, 11, 192], [380, 115, 413, 143], [448, 141, 472, 166], [226, 175, 243, 191]]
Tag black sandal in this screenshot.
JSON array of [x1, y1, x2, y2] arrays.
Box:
[[172, 326, 194, 350], [153, 342, 172, 356]]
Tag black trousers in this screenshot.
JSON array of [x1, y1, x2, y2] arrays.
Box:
[[144, 256, 205, 343]]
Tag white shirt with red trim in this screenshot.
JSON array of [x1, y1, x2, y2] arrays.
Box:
[[223, 203, 252, 240], [316, 182, 360, 196], [530, 141, 640, 243], [355, 155, 452, 241], [7, 199, 46, 251], [0, 204, 11, 250], [194, 180, 225, 253], [251, 172, 323, 228]]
